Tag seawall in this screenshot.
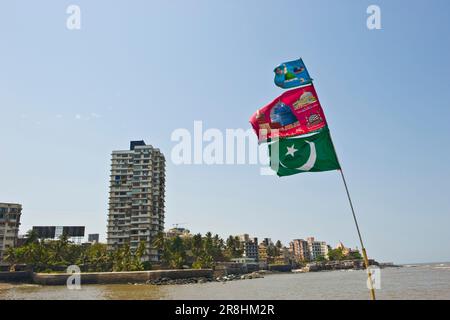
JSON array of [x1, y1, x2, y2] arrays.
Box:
[[0, 269, 213, 286], [0, 271, 32, 283]]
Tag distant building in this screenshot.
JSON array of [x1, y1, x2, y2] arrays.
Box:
[[290, 239, 310, 261], [261, 238, 273, 246], [335, 241, 351, 254], [32, 226, 85, 243], [274, 247, 293, 265], [106, 140, 166, 262], [307, 237, 329, 260], [282, 246, 293, 260], [15, 235, 27, 248], [88, 234, 100, 243], [238, 234, 259, 261], [335, 241, 359, 257], [258, 242, 268, 263], [165, 227, 191, 239], [290, 237, 330, 262], [230, 257, 258, 264], [0, 203, 22, 261]]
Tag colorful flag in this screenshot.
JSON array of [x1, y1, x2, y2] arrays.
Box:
[[250, 84, 327, 142], [274, 58, 312, 89], [268, 127, 340, 177]]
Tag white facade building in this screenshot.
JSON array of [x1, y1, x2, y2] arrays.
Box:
[[106, 141, 165, 262], [307, 237, 329, 260]]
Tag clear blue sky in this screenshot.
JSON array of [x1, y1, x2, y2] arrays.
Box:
[[1, 0, 449, 264]]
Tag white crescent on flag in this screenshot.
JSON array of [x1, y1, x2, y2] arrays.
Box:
[[296, 141, 316, 171], [279, 140, 317, 172]]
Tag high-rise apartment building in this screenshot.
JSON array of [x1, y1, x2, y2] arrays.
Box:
[[0, 203, 22, 261], [106, 141, 165, 262]]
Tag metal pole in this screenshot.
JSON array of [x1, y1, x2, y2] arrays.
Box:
[[338, 168, 376, 300], [329, 133, 376, 300]]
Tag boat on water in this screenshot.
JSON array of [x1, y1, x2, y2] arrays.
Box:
[[291, 269, 306, 273]]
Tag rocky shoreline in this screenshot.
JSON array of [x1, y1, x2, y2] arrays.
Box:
[[136, 271, 265, 286], [131, 263, 402, 286], [292, 260, 402, 273]]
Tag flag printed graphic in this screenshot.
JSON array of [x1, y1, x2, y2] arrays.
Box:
[[269, 127, 340, 177], [250, 84, 327, 142], [274, 58, 312, 89]]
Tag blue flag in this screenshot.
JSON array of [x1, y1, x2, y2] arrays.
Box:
[[274, 58, 312, 89]]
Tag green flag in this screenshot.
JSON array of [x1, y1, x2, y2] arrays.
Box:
[[269, 127, 341, 177]]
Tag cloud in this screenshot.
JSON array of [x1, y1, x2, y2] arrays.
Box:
[[75, 114, 82, 120]]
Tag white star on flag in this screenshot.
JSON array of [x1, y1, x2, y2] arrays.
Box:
[[286, 144, 298, 157]]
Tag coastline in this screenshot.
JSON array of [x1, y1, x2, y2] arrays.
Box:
[[2, 264, 450, 300], [0, 259, 403, 287]]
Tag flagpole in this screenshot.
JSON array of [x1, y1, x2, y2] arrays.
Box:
[[329, 135, 376, 301]]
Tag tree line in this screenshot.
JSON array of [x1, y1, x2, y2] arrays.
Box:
[[4, 231, 276, 272], [4, 230, 148, 272], [4, 230, 362, 273]]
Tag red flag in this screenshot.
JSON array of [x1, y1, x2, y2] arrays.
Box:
[[250, 84, 327, 142]]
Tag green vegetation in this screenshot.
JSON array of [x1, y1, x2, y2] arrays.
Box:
[[314, 255, 327, 262], [327, 247, 362, 261], [327, 248, 345, 261], [4, 230, 147, 272], [4, 230, 251, 272], [154, 232, 231, 269], [5, 230, 362, 272]]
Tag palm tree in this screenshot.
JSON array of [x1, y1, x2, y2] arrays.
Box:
[[131, 241, 146, 271], [203, 232, 213, 256], [169, 236, 186, 268], [24, 229, 39, 245], [152, 232, 165, 250], [48, 234, 70, 267], [192, 233, 203, 258]]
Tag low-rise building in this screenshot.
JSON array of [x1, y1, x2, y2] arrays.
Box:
[[88, 234, 100, 243], [230, 257, 257, 264], [274, 247, 293, 265], [238, 234, 259, 261], [261, 238, 273, 246], [290, 237, 330, 262], [165, 227, 191, 239], [307, 237, 329, 260], [290, 239, 310, 262], [258, 242, 268, 263], [0, 203, 22, 261]]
